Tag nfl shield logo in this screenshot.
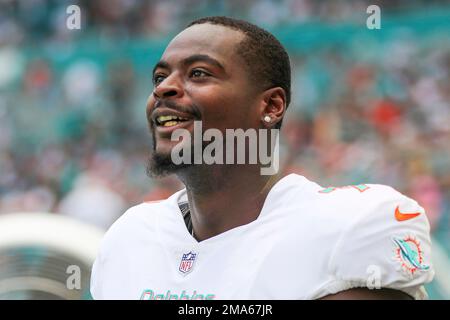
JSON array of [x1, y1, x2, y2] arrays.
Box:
[[179, 251, 197, 275]]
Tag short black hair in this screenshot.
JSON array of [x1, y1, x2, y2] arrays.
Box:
[[187, 16, 291, 129]]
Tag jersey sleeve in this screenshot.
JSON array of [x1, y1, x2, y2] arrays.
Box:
[[325, 185, 435, 299]]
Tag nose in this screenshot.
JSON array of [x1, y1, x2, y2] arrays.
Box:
[[153, 74, 183, 99]]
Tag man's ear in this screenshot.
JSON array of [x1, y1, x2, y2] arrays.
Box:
[[260, 87, 286, 128]]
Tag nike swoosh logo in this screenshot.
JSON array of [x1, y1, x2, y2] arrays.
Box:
[[395, 205, 421, 221]]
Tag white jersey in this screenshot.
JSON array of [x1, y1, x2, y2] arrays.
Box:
[[90, 174, 434, 300]]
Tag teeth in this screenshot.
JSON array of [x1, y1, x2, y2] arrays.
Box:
[[158, 115, 177, 122], [156, 115, 188, 125], [163, 121, 179, 127]]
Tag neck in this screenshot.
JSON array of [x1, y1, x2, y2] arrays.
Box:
[[177, 165, 280, 242]]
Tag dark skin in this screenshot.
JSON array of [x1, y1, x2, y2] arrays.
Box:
[[147, 24, 284, 241], [146, 23, 412, 300]]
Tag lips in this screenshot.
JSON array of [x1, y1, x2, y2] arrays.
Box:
[[151, 108, 196, 126], [150, 107, 198, 135], [155, 114, 190, 127]]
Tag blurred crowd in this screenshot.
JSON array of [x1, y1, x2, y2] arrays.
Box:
[[0, 0, 447, 46], [0, 0, 448, 247]]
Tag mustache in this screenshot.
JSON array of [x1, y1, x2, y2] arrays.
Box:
[[147, 100, 201, 150], [150, 99, 202, 121]]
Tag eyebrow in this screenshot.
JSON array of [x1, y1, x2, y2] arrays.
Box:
[[152, 54, 226, 76], [152, 60, 170, 77]]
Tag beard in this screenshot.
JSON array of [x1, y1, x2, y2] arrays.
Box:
[[146, 129, 182, 178], [145, 128, 197, 178], [146, 151, 191, 178], [145, 134, 220, 178], [146, 100, 204, 179]]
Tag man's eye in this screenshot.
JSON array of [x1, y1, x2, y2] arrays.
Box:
[[153, 74, 165, 85], [190, 69, 209, 78]]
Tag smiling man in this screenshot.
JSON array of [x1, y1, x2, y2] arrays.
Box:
[[90, 17, 434, 300]]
